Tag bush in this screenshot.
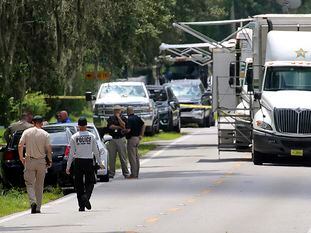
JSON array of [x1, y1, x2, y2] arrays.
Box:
[[9, 91, 51, 121]]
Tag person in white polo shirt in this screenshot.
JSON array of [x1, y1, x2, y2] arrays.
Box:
[[66, 117, 104, 212]]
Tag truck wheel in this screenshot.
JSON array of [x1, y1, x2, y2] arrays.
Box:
[[210, 112, 215, 126], [99, 174, 109, 182], [164, 116, 173, 132], [205, 116, 211, 128], [174, 118, 181, 133], [252, 150, 263, 165]]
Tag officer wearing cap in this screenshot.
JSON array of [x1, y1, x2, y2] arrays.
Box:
[[106, 105, 130, 178], [18, 115, 52, 214], [66, 117, 103, 212]]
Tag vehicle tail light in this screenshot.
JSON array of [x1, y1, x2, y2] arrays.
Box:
[[4, 151, 15, 161], [64, 145, 70, 157]]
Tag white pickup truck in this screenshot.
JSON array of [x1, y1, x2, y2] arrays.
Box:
[[87, 81, 159, 136]]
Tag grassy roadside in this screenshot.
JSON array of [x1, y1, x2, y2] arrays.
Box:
[[0, 128, 5, 145], [0, 187, 63, 217], [0, 131, 183, 217], [142, 132, 184, 143]]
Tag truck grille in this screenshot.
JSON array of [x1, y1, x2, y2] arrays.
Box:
[[274, 108, 311, 134], [97, 104, 150, 116]]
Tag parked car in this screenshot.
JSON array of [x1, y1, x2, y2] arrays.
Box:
[[147, 85, 181, 132], [167, 79, 214, 127], [43, 123, 110, 182], [1, 128, 73, 187], [86, 81, 159, 136]]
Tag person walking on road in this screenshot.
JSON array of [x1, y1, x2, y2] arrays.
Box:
[[66, 117, 103, 212], [107, 105, 130, 179], [4, 112, 33, 143], [18, 115, 52, 214], [126, 106, 145, 179]]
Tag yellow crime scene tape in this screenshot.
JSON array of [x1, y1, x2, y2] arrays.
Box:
[[47, 96, 85, 100], [179, 104, 212, 109]]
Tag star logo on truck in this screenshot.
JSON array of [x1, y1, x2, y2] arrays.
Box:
[[295, 48, 307, 58]]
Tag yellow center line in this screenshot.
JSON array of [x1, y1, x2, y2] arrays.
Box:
[[167, 207, 180, 212], [201, 188, 211, 194], [145, 216, 159, 224], [186, 198, 197, 203], [213, 179, 224, 185]]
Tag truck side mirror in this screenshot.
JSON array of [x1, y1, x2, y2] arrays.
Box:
[[246, 69, 254, 92], [229, 62, 235, 77], [254, 92, 262, 100], [85, 91, 95, 101]]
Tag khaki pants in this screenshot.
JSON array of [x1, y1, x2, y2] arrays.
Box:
[[24, 157, 46, 211], [127, 137, 140, 178], [107, 138, 129, 177]]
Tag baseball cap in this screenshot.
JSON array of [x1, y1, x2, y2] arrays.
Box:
[[113, 105, 123, 110], [78, 116, 87, 126], [33, 115, 43, 123]]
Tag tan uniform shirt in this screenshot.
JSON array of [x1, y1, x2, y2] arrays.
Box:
[[19, 127, 51, 159]]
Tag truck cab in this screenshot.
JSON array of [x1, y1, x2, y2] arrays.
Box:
[[253, 30, 311, 164]]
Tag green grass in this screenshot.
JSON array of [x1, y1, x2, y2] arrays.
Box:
[[142, 132, 184, 143], [0, 187, 63, 217], [0, 128, 5, 145]]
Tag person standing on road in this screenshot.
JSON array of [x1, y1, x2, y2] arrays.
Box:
[[107, 105, 130, 179], [126, 106, 145, 179], [18, 115, 52, 214], [66, 117, 103, 212], [4, 112, 33, 143]]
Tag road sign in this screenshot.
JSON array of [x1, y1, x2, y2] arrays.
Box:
[[85, 71, 110, 81]]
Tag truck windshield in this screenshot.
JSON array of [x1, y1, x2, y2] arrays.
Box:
[[264, 66, 311, 91], [170, 83, 204, 100], [99, 85, 146, 98]]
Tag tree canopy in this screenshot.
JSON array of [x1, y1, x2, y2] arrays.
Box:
[[0, 0, 286, 124]]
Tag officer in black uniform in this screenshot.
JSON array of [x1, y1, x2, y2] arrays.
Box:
[[126, 106, 145, 179], [107, 105, 130, 178], [66, 117, 103, 211]]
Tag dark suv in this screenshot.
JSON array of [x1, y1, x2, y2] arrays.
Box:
[[167, 79, 214, 127], [1, 128, 73, 187], [147, 85, 181, 132]]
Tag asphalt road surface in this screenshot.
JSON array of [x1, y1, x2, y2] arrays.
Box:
[[1, 127, 311, 233]]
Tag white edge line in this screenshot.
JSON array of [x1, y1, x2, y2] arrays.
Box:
[[0, 129, 202, 224]]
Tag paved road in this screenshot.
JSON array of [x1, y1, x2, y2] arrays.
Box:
[[1, 127, 311, 233]]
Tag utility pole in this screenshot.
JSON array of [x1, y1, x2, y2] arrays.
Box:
[[230, 0, 236, 33]]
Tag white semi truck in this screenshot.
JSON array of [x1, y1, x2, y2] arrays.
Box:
[[251, 14, 311, 165]]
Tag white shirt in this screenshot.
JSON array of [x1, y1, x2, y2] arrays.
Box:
[[66, 131, 100, 169]]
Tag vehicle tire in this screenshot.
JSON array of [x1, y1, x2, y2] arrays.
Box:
[[198, 117, 209, 128], [145, 126, 155, 136], [252, 150, 263, 165], [210, 112, 215, 126], [164, 115, 174, 132], [99, 174, 110, 182], [174, 117, 181, 133], [155, 120, 160, 134], [205, 116, 211, 128]]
